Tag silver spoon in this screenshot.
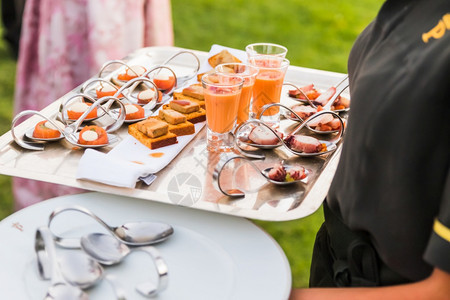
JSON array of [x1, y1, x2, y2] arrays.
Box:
[[58, 251, 104, 289], [35, 226, 88, 300], [48, 205, 174, 248], [81, 233, 168, 298], [11, 110, 61, 151], [234, 115, 343, 160], [158, 50, 201, 87], [213, 155, 309, 198]]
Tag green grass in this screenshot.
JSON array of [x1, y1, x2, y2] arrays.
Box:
[[0, 0, 383, 288], [0, 14, 15, 219]]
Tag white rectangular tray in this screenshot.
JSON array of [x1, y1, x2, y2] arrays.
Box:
[[0, 46, 346, 221]]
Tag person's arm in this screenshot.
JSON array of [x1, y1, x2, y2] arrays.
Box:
[[289, 267, 450, 300]]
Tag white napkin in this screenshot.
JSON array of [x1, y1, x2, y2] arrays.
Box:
[[76, 122, 205, 188], [76, 149, 150, 188]]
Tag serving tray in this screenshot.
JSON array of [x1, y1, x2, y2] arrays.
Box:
[[0, 46, 347, 221]]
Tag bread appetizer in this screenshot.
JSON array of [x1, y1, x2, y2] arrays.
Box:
[[172, 83, 205, 108], [208, 50, 241, 68], [156, 110, 195, 136], [182, 83, 204, 100], [163, 99, 206, 124], [128, 118, 177, 150]]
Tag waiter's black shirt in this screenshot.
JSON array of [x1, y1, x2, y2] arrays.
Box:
[[327, 0, 450, 281]]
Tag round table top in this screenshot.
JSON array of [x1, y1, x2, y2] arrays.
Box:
[[0, 192, 291, 300]]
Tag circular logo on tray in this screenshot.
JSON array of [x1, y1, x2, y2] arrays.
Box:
[[167, 173, 202, 206]]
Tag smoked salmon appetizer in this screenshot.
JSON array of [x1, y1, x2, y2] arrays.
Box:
[[78, 125, 108, 146], [67, 102, 97, 120], [33, 120, 64, 139], [124, 104, 145, 121], [116, 65, 147, 82], [153, 73, 175, 91], [137, 88, 162, 104], [95, 84, 123, 98]]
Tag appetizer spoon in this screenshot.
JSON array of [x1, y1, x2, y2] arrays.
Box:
[[79, 78, 128, 101], [213, 155, 309, 198], [234, 115, 343, 159], [280, 82, 349, 134], [112, 77, 161, 109], [142, 65, 178, 95], [48, 205, 174, 248], [57, 251, 104, 289], [60, 95, 125, 148], [35, 226, 88, 300], [159, 50, 201, 87], [97, 59, 141, 80], [234, 104, 306, 151], [285, 75, 349, 108], [81, 233, 169, 297], [11, 110, 64, 151]]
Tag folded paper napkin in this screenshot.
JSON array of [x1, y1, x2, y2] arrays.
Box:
[[76, 122, 205, 188], [76, 148, 150, 188]]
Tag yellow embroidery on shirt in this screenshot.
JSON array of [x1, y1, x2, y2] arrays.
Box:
[[422, 13, 450, 43], [433, 219, 450, 243]]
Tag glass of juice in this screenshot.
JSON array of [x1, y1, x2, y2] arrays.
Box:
[[202, 72, 244, 152], [248, 55, 290, 127], [215, 63, 259, 126], [246, 42, 288, 58]]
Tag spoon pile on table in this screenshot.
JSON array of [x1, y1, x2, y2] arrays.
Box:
[[35, 205, 174, 299]]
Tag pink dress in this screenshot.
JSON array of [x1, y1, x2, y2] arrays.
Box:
[[13, 0, 173, 210]]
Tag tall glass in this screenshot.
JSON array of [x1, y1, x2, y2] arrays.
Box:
[[202, 72, 244, 152], [249, 55, 289, 127], [215, 63, 258, 126], [246, 42, 288, 58]]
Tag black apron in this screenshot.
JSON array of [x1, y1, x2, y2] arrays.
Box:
[[309, 202, 410, 287]]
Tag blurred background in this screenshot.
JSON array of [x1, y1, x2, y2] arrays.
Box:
[[0, 0, 383, 288]]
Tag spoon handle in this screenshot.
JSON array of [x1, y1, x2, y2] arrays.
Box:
[[135, 246, 169, 297], [48, 205, 115, 249], [35, 226, 66, 285], [105, 274, 127, 300]]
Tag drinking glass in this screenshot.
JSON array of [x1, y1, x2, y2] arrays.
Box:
[[246, 43, 288, 58], [248, 55, 290, 127], [215, 63, 258, 126], [202, 72, 244, 152]]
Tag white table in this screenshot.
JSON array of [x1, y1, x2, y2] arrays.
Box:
[[0, 192, 291, 300]]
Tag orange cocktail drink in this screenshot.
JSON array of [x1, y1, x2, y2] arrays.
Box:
[[202, 72, 243, 152], [249, 56, 289, 126], [215, 63, 258, 125]]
